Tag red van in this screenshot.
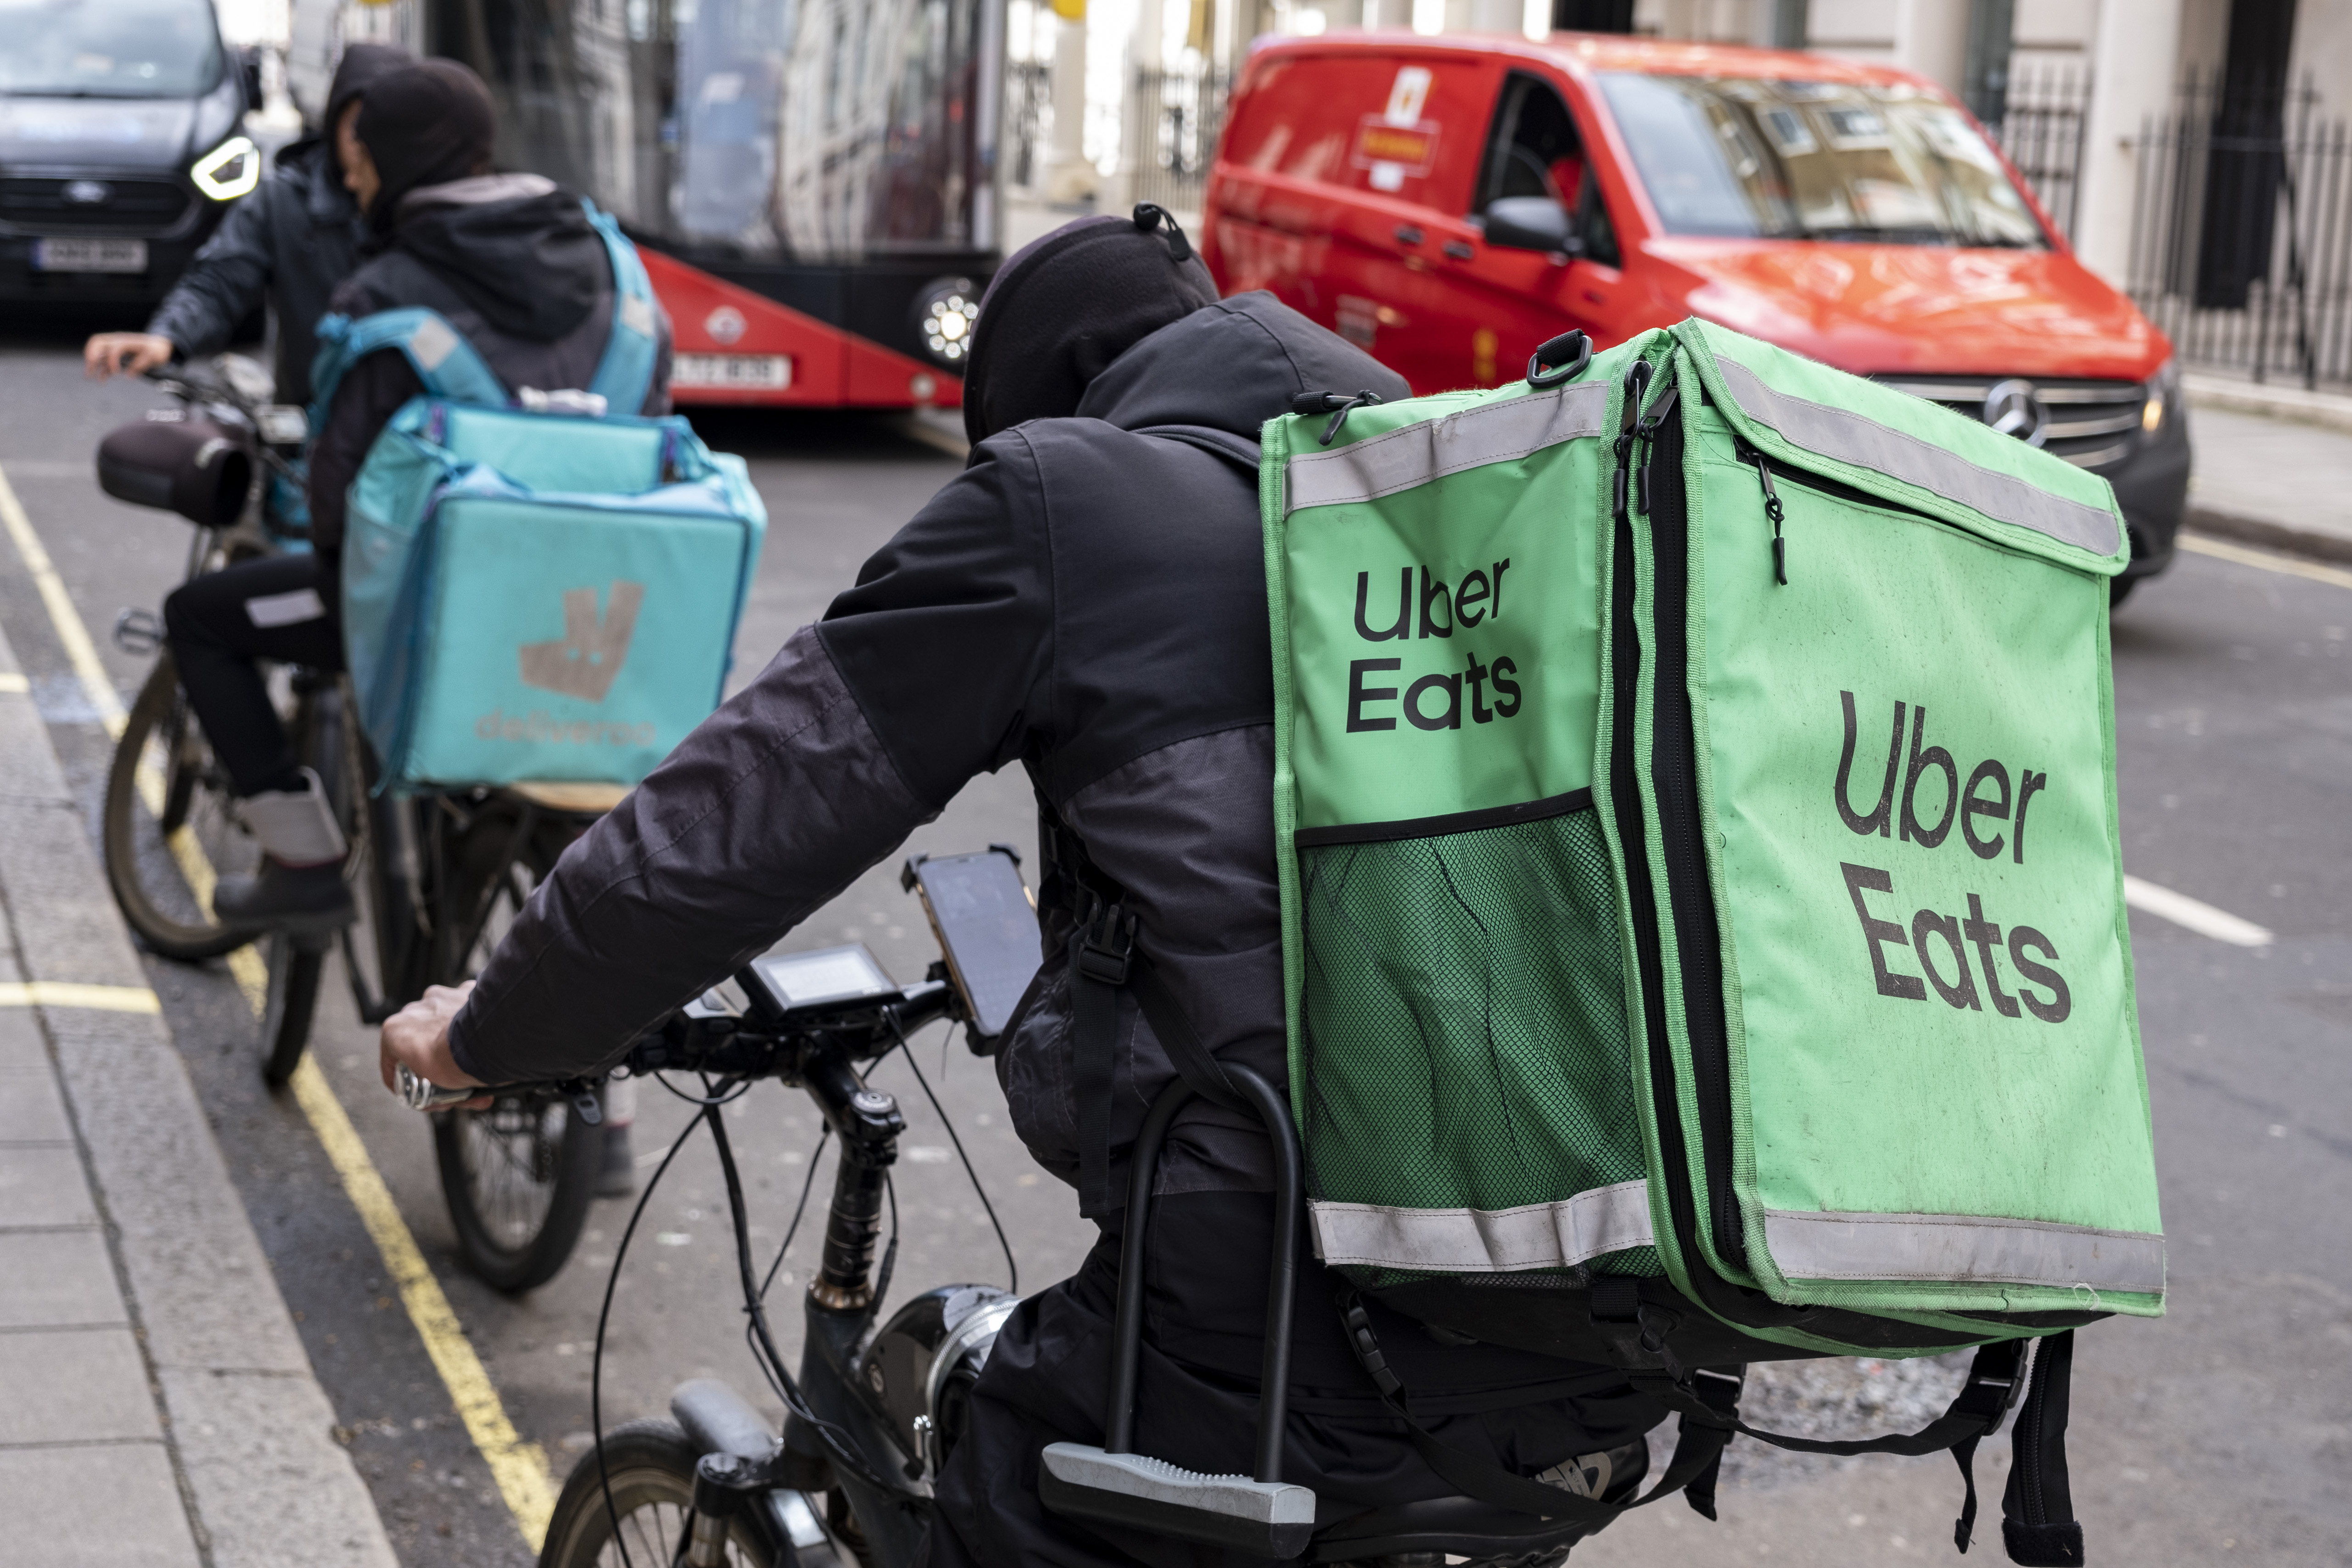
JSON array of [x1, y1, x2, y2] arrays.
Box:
[[1201, 34, 2188, 596]]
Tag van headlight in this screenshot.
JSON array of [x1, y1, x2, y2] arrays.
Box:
[[191, 135, 261, 201], [2141, 356, 2179, 434]]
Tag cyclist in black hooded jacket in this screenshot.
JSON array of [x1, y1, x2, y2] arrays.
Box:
[[158, 57, 673, 933], [381, 210, 1666, 1567]]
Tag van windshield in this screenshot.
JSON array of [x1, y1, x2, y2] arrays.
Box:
[[0, 0, 223, 99], [1597, 73, 2045, 248]]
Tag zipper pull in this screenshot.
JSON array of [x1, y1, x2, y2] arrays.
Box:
[[1612, 360, 1651, 521], [1744, 444, 1788, 584], [1633, 377, 1678, 516]]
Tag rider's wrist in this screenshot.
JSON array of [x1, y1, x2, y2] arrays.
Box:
[[446, 1009, 489, 1085]]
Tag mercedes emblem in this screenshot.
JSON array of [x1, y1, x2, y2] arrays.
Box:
[[1982, 378, 2048, 448]]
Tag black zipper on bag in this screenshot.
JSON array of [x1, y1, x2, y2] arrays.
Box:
[[1612, 366, 1956, 1349], [1633, 378, 1747, 1273]]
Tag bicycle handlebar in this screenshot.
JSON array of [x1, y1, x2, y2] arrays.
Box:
[[388, 974, 961, 1112]]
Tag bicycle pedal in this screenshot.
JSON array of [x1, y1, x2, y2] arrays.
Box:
[[1040, 1442, 1314, 1559]]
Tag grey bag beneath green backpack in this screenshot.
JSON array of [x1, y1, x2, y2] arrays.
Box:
[[1258, 322, 2161, 1563]]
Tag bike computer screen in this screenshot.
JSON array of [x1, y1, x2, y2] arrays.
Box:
[[747, 944, 899, 1016], [907, 849, 1040, 1042]]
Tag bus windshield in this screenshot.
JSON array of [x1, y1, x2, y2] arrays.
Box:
[[1596, 73, 2046, 248], [0, 0, 224, 99], [450, 0, 993, 266]]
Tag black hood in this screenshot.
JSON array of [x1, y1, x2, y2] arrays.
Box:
[[391, 179, 604, 341], [1073, 290, 1409, 442], [322, 42, 411, 167]]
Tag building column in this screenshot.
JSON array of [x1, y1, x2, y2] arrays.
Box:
[[2073, 0, 2184, 287], [1045, 0, 1097, 202], [1363, 0, 1415, 26], [1893, 0, 1972, 98]]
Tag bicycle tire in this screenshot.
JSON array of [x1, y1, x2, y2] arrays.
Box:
[[259, 932, 326, 1087], [431, 800, 599, 1292], [102, 655, 256, 961], [539, 1420, 780, 1568]]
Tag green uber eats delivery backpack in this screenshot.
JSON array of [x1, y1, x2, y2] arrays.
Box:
[[1260, 321, 2161, 1564], [309, 202, 767, 792]]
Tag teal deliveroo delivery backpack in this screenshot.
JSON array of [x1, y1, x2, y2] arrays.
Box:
[[1245, 323, 2162, 1562], [309, 202, 767, 791]]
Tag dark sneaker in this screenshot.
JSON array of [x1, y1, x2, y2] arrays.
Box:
[[213, 860, 354, 933], [597, 1122, 635, 1198]]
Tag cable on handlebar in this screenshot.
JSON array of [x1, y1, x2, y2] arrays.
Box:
[[757, 1123, 831, 1301], [590, 1104, 706, 1568], [704, 1098, 916, 1507], [887, 1015, 1019, 1296]]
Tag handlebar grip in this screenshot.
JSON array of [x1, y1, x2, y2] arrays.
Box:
[[395, 1062, 482, 1111]]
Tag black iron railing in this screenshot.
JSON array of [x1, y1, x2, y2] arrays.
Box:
[[1989, 61, 2091, 242], [1006, 59, 1054, 191], [1129, 65, 1231, 215], [2126, 73, 2352, 389]]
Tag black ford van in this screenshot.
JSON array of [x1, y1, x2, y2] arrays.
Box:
[[0, 0, 257, 310]]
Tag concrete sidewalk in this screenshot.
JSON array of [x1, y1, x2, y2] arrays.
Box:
[[2184, 372, 2352, 562], [0, 621, 394, 1568]]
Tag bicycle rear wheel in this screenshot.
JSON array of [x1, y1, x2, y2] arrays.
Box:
[[102, 655, 266, 961], [539, 1420, 780, 1568], [430, 798, 598, 1292]]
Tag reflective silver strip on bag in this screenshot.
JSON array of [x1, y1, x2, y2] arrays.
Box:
[[1712, 356, 2122, 557], [1309, 1179, 1654, 1273], [1285, 380, 1611, 515], [1764, 1209, 2166, 1296]]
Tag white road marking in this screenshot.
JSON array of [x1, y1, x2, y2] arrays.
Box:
[[2179, 532, 2352, 591], [2122, 874, 2275, 947]]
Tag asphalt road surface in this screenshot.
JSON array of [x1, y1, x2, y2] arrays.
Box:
[[1, 325, 2345, 1567]]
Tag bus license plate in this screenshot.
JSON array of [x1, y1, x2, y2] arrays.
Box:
[[674, 353, 791, 390], [33, 237, 147, 274]]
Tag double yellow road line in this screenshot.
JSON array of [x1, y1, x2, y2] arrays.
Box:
[[0, 465, 556, 1548]]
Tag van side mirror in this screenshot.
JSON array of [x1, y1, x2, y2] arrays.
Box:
[[1483, 197, 1581, 257]]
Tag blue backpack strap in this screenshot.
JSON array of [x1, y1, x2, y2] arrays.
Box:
[[307, 307, 509, 433], [583, 201, 659, 416]]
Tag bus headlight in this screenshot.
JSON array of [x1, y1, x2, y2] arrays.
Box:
[[191, 135, 261, 202], [914, 276, 981, 369]]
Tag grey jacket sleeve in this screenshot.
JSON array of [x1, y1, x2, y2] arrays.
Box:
[[446, 443, 1054, 1084], [145, 180, 278, 360]]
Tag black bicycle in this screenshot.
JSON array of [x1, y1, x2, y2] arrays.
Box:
[[95, 355, 612, 1292]]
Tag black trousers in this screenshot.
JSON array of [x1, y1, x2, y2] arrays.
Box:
[[923, 1191, 1667, 1568], [162, 553, 344, 798]]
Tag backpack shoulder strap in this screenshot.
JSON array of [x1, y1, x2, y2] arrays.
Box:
[[308, 306, 508, 432], [583, 202, 659, 415]]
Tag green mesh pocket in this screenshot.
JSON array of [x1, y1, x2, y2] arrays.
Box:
[[1297, 805, 1646, 1226]]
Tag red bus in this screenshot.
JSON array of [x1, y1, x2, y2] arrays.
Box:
[[293, 0, 1001, 411]]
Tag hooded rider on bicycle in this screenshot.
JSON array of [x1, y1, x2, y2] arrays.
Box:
[[382, 212, 1669, 1565], [157, 59, 673, 935]]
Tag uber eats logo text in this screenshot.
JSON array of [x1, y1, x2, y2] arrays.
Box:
[[1833, 691, 2071, 1023], [1345, 561, 1521, 732]]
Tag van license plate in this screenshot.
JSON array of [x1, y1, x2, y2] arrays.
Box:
[[33, 237, 148, 274], [674, 353, 791, 390]]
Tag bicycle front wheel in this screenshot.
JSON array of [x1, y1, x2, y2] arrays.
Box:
[[539, 1420, 779, 1568], [102, 654, 265, 961]]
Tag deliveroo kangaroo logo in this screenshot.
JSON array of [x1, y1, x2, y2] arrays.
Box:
[[519, 581, 644, 702]]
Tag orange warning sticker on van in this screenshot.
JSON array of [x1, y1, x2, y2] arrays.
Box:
[[1352, 118, 1439, 175]]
